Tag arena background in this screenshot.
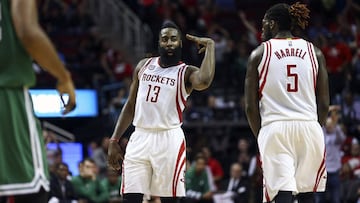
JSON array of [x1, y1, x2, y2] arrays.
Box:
[[32, 0, 360, 202]]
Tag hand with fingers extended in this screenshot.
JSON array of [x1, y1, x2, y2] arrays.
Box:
[[186, 34, 215, 54], [56, 78, 76, 115], [107, 140, 124, 171]]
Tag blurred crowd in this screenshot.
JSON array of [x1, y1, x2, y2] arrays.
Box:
[[35, 0, 360, 202]]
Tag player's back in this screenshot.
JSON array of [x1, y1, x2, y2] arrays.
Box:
[[258, 38, 318, 126], [0, 0, 35, 87]]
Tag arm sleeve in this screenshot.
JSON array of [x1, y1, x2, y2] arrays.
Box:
[[335, 125, 346, 144]]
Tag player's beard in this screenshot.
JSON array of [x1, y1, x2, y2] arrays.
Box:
[[261, 25, 272, 41], [158, 46, 182, 67], [261, 30, 272, 42]]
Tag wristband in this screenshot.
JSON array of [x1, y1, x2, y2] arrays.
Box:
[[109, 138, 120, 143]]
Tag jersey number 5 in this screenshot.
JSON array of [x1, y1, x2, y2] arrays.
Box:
[[287, 64, 298, 92], [146, 85, 160, 102]]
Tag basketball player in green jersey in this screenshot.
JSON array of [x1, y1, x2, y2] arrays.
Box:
[[0, 0, 76, 202]]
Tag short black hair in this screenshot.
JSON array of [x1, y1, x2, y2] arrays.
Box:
[[161, 20, 180, 30], [265, 3, 292, 31], [266, 2, 310, 31], [80, 157, 95, 166], [160, 20, 182, 37], [56, 162, 69, 169]]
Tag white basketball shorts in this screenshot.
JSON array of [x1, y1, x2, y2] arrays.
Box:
[[121, 127, 186, 197], [257, 120, 326, 202]]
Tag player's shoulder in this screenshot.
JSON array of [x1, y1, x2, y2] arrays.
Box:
[[300, 39, 324, 58], [249, 43, 265, 61], [135, 57, 153, 70], [186, 64, 198, 71], [138, 57, 154, 66]]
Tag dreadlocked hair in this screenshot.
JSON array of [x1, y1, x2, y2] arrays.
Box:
[[289, 2, 310, 30]]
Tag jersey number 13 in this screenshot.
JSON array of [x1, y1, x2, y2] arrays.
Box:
[[146, 85, 161, 102]]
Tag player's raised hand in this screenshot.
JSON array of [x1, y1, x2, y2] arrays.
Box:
[[186, 34, 215, 54], [56, 79, 76, 115], [107, 140, 124, 171]]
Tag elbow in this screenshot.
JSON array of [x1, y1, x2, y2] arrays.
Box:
[[194, 78, 212, 91], [200, 79, 212, 89]]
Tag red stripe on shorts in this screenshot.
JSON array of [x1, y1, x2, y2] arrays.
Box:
[[172, 140, 186, 196], [313, 150, 326, 191]]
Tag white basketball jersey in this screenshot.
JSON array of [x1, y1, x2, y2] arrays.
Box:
[[258, 38, 319, 126], [133, 57, 189, 129]]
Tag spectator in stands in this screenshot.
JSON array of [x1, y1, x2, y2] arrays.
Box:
[[87, 141, 99, 157], [71, 158, 108, 203], [217, 162, 249, 203], [350, 47, 360, 94], [340, 91, 360, 138], [47, 144, 64, 179], [183, 98, 203, 122], [92, 137, 110, 179], [111, 51, 133, 82], [113, 86, 129, 108], [235, 138, 257, 178], [207, 23, 231, 87], [316, 108, 346, 203], [341, 138, 360, 202], [347, 0, 360, 24], [49, 162, 77, 203], [202, 147, 224, 188], [307, 17, 328, 44], [100, 169, 122, 203], [185, 155, 214, 203], [98, 39, 115, 80], [238, 11, 261, 48], [321, 32, 352, 100], [229, 42, 249, 92]]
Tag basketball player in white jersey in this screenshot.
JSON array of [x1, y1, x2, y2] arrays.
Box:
[[107, 21, 215, 203], [245, 3, 329, 203]]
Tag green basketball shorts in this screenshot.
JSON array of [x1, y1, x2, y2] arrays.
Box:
[[0, 87, 49, 196]]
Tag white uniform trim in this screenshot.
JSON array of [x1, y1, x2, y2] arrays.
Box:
[[0, 88, 49, 195]]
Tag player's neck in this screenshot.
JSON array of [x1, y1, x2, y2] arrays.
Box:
[[159, 57, 181, 68], [274, 31, 293, 39]]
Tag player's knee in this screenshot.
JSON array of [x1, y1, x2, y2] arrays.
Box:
[[123, 193, 144, 203]]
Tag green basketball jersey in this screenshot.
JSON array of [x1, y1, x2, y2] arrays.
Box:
[[0, 0, 35, 87]]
